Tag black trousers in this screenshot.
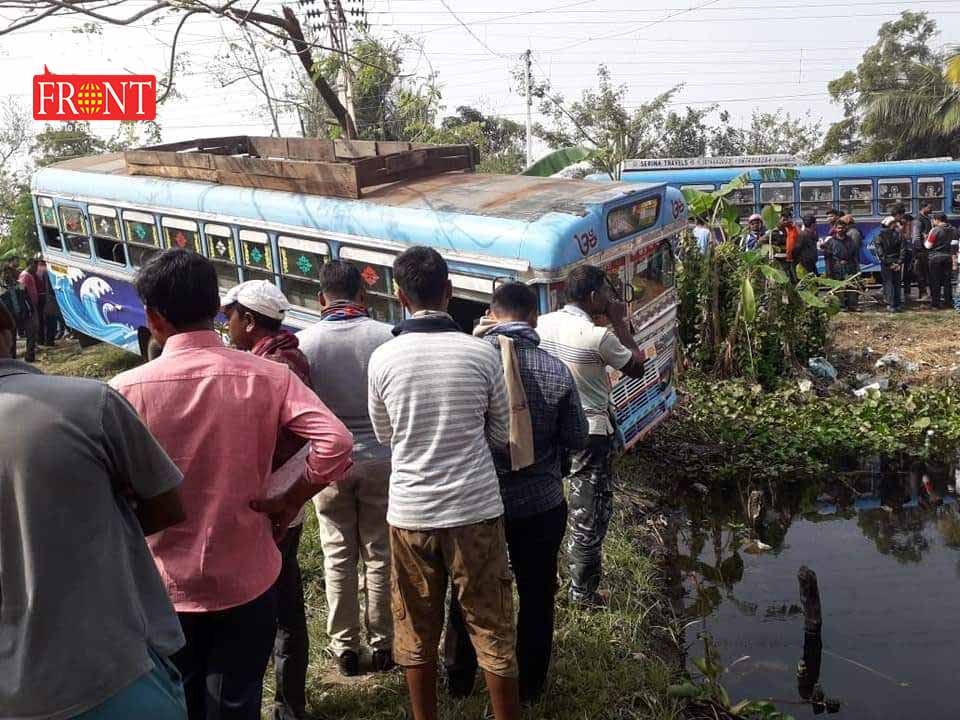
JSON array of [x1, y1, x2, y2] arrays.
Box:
[[272, 524, 309, 720], [928, 254, 954, 308], [173, 586, 278, 720], [445, 501, 568, 702], [567, 435, 615, 601], [912, 249, 930, 297], [881, 265, 903, 310]]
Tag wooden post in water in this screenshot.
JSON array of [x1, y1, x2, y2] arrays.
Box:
[[798, 565, 822, 635]]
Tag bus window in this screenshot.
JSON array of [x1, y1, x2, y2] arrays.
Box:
[[607, 196, 660, 242], [161, 217, 201, 254], [799, 182, 834, 217], [240, 229, 275, 284], [760, 182, 795, 212], [204, 224, 240, 288], [917, 177, 944, 212], [727, 186, 755, 219], [449, 273, 495, 331], [878, 178, 911, 214], [839, 180, 873, 217], [123, 210, 161, 268], [59, 206, 90, 257], [953, 181, 960, 214], [630, 240, 675, 309], [338, 246, 399, 323], [279, 235, 328, 312], [37, 196, 63, 251], [89, 205, 126, 265]]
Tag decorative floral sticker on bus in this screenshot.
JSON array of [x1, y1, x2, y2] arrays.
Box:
[[296, 254, 314, 276], [93, 215, 119, 240], [250, 246, 264, 264], [174, 230, 188, 248], [214, 239, 230, 259], [361, 265, 380, 287], [59, 206, 86, 235], [40, 205, 57, 226], [133, 223, 148, 241]]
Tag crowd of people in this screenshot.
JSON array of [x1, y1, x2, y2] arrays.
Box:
[[0, 251, 67, 362], [692, 201, 960, 313], [0, 245, 654, 720]]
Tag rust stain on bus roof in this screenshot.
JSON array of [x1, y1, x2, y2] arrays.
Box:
[[362, 172, 639, 220]]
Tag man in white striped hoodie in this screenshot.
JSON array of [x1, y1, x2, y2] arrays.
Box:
[[368, 246, 520, 720]]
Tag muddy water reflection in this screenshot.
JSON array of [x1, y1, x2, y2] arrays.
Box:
[[668, 460, 960, 719]]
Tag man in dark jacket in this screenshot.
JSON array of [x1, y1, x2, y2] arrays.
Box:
[[925, 213, 957, 309], [0, 265, 34, 361], [876, 216, 906, 312], [222, 279, 314, 720], [823, 219, 861, 310], [911, 201, 934, 299], [446, 282, 588, 704], [795, 214, 820, 276]]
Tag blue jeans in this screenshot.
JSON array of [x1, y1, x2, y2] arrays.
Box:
[[74, 648, 186, 719]]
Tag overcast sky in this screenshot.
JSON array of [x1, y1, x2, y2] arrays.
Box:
[[2, 0, 959, 157]]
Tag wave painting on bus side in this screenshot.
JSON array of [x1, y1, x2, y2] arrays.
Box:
[[46, 263, 142, 352]]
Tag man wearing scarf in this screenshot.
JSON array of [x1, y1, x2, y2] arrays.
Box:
[[297, 261, 396, 679], [445, 282, 587, 704]]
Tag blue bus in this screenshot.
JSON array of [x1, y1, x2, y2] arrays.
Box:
[[31, 152, 688, 447], [611, 157, 960, 274]]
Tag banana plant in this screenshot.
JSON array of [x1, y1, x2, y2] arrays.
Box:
[[520, 146, 593, 176]]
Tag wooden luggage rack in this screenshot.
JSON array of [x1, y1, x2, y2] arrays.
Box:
[[124, 136, 478, 199]]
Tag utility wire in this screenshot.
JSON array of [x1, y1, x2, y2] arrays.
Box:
[[436, 0, 508, 58]]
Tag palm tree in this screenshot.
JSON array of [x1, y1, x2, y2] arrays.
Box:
[[865, 46, 960, 143]]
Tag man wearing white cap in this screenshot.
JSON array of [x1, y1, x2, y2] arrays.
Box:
[[222, 280, 314, 720], [742, 214, 764, 251]]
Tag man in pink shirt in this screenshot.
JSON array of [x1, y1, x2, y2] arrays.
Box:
[[111, 249, 353, 720]]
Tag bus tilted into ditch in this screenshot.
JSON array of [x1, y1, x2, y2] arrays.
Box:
[[31, 138, 688, 447]]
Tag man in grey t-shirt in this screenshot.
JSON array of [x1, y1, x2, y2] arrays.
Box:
[[0, 302, 188, 720], [297, 261, 395, 677]]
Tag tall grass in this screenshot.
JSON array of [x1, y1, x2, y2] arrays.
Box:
[[277, 487, 684, 720]]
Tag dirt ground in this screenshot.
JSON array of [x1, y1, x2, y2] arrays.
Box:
[[827, 301, 960, 384]]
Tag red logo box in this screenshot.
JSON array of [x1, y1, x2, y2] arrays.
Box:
[[33, 66, 156, 121]]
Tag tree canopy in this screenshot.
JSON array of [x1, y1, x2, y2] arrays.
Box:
[[818, 11, 957, 161]]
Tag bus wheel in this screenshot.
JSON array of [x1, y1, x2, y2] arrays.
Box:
[[76, 332, 101, 349]]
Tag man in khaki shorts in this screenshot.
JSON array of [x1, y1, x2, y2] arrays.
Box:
[[368, 246, 520, 720]]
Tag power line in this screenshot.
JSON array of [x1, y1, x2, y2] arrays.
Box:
[[364, 0, 960, 13], [436, 0, 508, 58]]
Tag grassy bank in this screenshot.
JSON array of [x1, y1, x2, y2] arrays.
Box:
[[32, 338, 685, 720]]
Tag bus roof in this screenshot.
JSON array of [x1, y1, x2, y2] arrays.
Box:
[[34, 153, 673, 274], [617, 159, 960, 185]]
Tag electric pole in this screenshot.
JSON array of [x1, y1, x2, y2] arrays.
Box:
[[524, 48, 533, 167]]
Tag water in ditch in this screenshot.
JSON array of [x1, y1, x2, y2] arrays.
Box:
[[665, 457, 960, 719]]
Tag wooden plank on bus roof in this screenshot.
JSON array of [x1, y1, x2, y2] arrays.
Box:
[[285, 138, 336, 162], [127, 163, 219, 183], [248, 137, 288, 158]]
